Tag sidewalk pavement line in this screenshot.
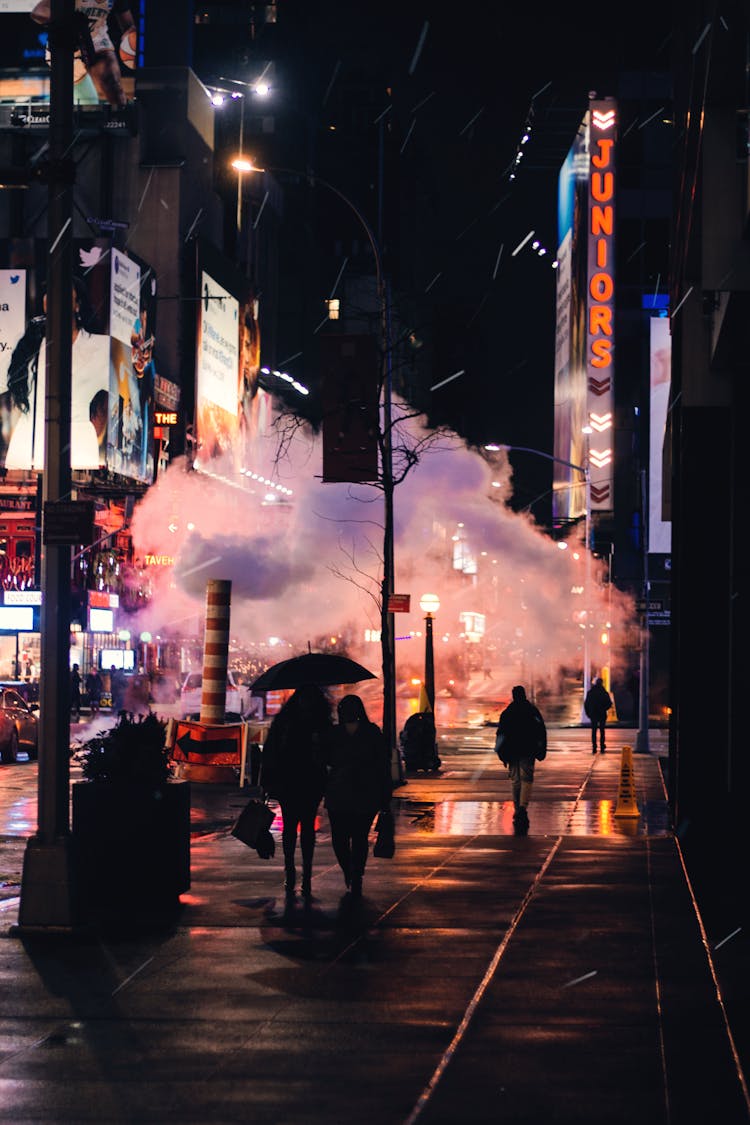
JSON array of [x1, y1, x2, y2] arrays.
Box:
[[402, 757, 596, 1125], [673, 833, 750, 1116]]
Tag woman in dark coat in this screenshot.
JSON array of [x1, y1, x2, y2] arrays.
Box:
[[260, 684, 332, 899], [324, 694, 392, 899]]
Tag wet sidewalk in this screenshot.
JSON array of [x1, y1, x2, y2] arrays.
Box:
[[0, 726, 748, 1123]]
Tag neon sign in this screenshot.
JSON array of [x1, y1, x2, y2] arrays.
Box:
[[586, 99, 616, 511]]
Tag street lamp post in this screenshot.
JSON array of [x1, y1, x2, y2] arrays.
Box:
[[233, 159, 400, 779], [485, 442, 593, 720], [18, 0, 77, 931], [419, 593, 440, 711]]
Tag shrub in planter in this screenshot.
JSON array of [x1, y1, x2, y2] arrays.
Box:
[[73, 712, 191, 917]]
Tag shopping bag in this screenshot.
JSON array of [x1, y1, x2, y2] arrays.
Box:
[[373, 808, 395, 859], [231, 798, 274, 848]]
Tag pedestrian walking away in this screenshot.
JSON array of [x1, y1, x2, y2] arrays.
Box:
[[323, 694, 393, 899], [584, 677, 613, 753], [70, 663, 82, 721], [494, 685, 547, 833], [85, 667, 103, 717], [259, 684, 333, 900], [109, 664, 126, 716]]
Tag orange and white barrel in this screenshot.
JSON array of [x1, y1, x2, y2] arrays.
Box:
[[200, 579, 231, 724]]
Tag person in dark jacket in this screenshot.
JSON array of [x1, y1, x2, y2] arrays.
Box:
[[70, 663, 82, 721], [584, 677, 613, 753], [324, 694, 393, 899], [85, 668, 103, 717], [494, 685, 547, 831], [260, 684, 333, 899]]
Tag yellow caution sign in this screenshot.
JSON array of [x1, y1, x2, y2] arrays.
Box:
[[614, 744, 640, 817]]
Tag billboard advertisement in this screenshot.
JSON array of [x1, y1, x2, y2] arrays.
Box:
[[0, 1, 139, 109], [553, 118, 589, 525], [194, 241, 270, 487], [649, 316, 671, 555], [0, 238, 155, 483]]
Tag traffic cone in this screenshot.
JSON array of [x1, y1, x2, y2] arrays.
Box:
[[418, 682, 431, 713], [614, 744, 640, 817]]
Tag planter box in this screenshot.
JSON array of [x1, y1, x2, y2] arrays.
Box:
[[72, 779, 191, 913]]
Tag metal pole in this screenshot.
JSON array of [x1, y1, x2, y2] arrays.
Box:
[[424, 613, 435, 711], [580, 463, 592, 723], [635, 469, 651, 753], [18, 0, 77, 931]]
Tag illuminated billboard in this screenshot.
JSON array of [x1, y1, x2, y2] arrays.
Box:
[[0, 238, 156, 484], [194, 241, 272, 488], [649, 316, 671, 554], [0, 1, 139, 108]]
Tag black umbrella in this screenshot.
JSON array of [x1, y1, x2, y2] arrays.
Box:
[[250, 652, 378, 693]]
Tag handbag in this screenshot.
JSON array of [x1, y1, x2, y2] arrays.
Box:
[[231, 798, 274, 852], [373, 808, 395, 859]]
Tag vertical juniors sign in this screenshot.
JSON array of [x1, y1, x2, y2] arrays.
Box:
[[586, 98, 616, 512]]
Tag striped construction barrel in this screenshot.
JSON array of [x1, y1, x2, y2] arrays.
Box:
[[200, 579, 231, 724]]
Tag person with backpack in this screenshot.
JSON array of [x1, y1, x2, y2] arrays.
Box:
[[584, 677, 613, 754], [494, 685, 547, 832]]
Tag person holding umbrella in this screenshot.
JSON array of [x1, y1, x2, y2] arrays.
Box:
[[259, 684, 333, 900], [323, 694, 393, 900]]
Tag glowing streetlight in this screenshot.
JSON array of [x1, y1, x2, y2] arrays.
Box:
[[419, 593, 440, 711]]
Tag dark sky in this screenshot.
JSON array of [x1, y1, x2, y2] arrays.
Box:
[[200, 3, 674, 515]]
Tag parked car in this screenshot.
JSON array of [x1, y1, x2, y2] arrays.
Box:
[[179, 671, 246, 719], [0, 685, 39, 763]]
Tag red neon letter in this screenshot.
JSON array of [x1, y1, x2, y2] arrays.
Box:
[[589, 304, 613, 335], [592, 139, 614, 168], [591, 205, 613, 236], [590, 339, 612, 368], [590, 273, 614, 302], [591, 172, 613, 202]]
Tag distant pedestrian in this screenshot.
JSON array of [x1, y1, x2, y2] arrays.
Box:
[[85, 668, 103, 717], [323, 694, 392, 899], [260, 684, 333, 900], [110, 664, 126, 715], [70, 663, 82, 721], [584, 677, 613, 754], [494, 685, 547, 832]]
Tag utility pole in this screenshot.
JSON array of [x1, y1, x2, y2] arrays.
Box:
[[635, 469, 651, 753], [18, 0, 77, 931]]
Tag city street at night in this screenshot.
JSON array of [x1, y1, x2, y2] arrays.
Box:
[[1, 721, 748, 1123]]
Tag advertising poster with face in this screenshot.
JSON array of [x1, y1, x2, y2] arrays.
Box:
[[108, 247, 155, 483], [0, 239, 110, 471], [0, 239, 156, 481], [194, 241, 268, 488]]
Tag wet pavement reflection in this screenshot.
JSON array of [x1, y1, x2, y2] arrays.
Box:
[[394, 796, 670, 837]]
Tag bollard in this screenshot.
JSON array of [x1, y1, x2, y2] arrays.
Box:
[[200, 579, 231, 725]]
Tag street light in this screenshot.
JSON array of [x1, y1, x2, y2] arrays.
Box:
[[419, 593, 440, 711], [233, 158, 400, 780], [485, 442, 593, 720]]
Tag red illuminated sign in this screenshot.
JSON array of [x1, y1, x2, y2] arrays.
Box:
[[586, 99, 616, 513]]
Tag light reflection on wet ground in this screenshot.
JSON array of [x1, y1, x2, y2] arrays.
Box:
[[395, 798, 670, 837]]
